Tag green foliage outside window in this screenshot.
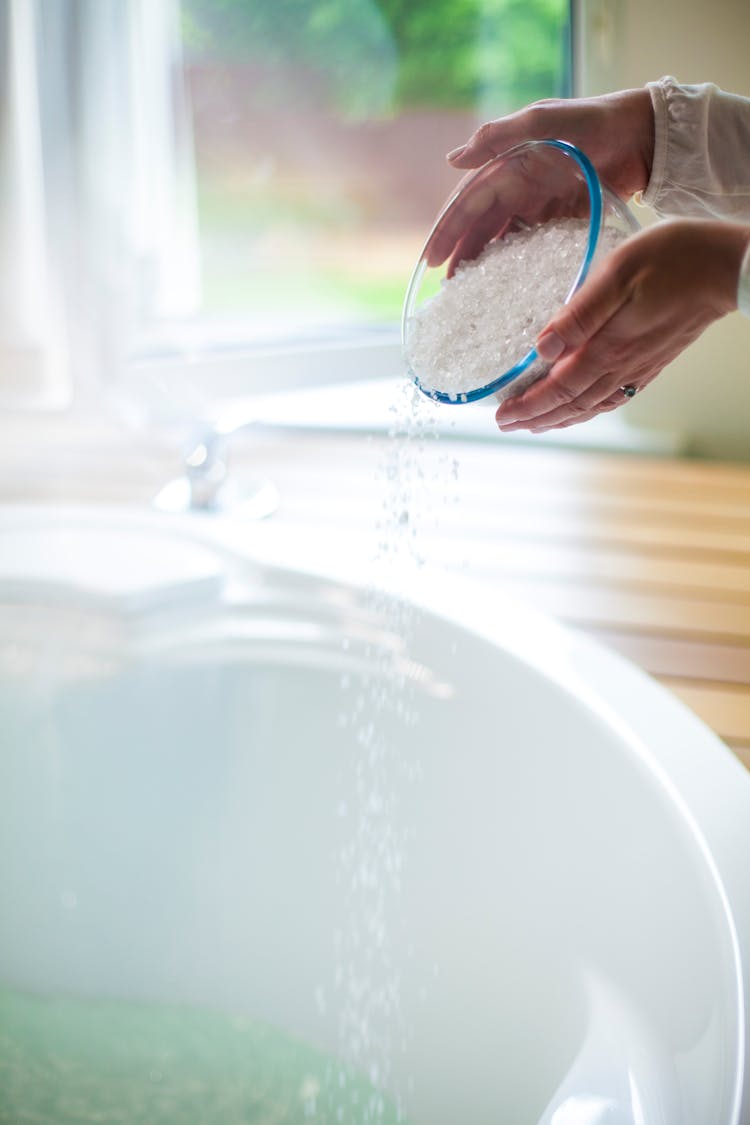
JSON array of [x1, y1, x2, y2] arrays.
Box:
[[182, 0, 570, 118], [181, 0, 570, 318]]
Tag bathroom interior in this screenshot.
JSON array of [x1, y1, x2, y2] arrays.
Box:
[[1, 0, 750, 1122]]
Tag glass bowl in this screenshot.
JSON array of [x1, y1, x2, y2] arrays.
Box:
[[401, 139, 640, 405]]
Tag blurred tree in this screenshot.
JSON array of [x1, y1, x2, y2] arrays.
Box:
[[377, 0, 481, 108], [478, 0, 570, 114], [181, 0, 397, 117], [181, 0, 569, 116]]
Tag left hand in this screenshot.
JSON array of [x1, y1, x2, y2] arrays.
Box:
[[495, 218, 750, 433]]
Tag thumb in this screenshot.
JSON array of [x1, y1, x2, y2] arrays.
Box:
[[536, 264, 627, 359], [447, 118, 528, 169], [447, 103, 570, 168]]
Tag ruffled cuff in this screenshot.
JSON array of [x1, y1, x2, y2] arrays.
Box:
[[642, 76, 715, 217], [642, 77, 673, 213], [738, 240, 750, 318], [642, 76, 750, 220]]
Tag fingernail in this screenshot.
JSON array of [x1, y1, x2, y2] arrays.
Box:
[[447, 144, 467, 162], [536, 331, 565, 362]]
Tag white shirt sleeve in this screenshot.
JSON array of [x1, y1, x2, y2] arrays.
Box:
[[643, 76, 750, 219], [642, 76, 750, 316]]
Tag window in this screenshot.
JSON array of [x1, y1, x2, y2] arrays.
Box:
[[180, 0, 571, 341], [0, 0, 570, 414]]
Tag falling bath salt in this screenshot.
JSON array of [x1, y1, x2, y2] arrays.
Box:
[[406, 218, 628, 402]]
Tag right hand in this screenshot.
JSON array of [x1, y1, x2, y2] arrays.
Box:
[[425, 88, 655, 270], [494, 218, 750, 433]]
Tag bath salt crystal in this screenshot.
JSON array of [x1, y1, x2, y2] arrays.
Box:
[[405, 218, 628, 402]]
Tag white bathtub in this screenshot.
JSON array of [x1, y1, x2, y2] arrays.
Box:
[[1, 506, 749, 1124]]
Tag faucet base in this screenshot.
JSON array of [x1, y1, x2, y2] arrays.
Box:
[[153, 474, 279, 519]]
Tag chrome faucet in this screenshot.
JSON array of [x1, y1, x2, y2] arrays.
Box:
[[154, 411, 278, 517]]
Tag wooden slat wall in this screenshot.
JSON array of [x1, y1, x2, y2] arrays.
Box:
[[255, 432, 750, 765]]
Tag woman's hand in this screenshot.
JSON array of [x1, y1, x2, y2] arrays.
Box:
[[447, 88, 655, 199], [495, 219, 750, 433], [425, 88, 654, 275]]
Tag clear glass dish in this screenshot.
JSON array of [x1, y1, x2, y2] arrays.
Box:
[[401, 139, 640, 404]]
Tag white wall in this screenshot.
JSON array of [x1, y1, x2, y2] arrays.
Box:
[[575, 0, 750, 460]]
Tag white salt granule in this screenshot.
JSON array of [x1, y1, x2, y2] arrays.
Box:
[[405, 218, 627, 402]]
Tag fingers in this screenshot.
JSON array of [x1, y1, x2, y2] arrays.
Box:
[[446, 90, 654, 202], [500, 380, 652, 433], [495, 343, 666, 432], [446, 107, 553, 169], [496, 368, 637, 432], [425, 170, 523, 268], [496, 355, 617, 426], [485, 217, 735, 437], [493, 224, 717, 432], [492, 260, 627, 424], [446, 210, 515, 278], [428, 143, 594, 268], [446, 127, 514, 170]]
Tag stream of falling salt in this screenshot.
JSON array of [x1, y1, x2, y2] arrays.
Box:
[[323, 381, 461, 1123]]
